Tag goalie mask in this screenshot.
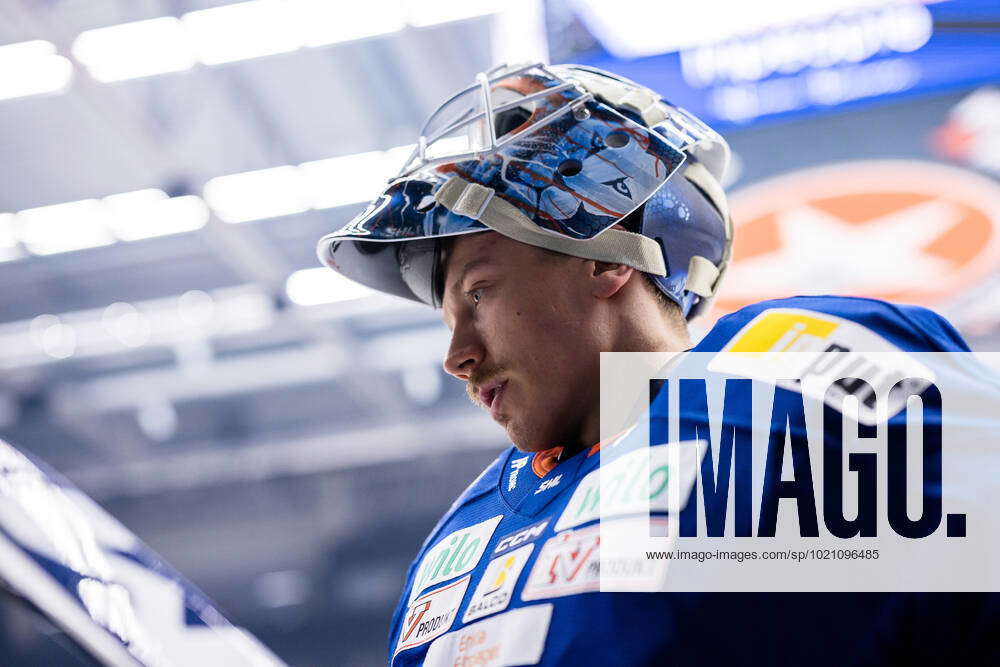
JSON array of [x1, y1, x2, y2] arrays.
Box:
[[317, 62, 733, 319]]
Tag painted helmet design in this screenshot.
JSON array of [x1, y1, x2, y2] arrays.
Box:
[[317, 62, 733, 318]]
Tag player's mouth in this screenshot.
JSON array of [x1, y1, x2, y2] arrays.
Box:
[[478, 379, 508, 421]]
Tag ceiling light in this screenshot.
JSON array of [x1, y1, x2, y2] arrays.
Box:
[[300, 151, 393, 209], [292, 0, 405, 47], [490, 0, 549, 65], [136, 399, 178, 442], [286, 267, 372, 306], [407, 0, 504, 28], [0, 41, 73, 101], [177, 290, 217, 332], [204, 166, 309, 223], [0, 214, 24, 262], [183, 0, 301, 66], [102, 302, 151, 348], [384, 144, 417, 174], [30, 314, 77, 359], [104, 189, 209, 240], [15, 200, 115, 255], [72, 17, 196, 82]]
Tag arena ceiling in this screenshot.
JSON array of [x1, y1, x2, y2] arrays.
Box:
[[0, 0, 550, 488]]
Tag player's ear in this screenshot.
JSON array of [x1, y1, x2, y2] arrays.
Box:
[[590, 261, 634, 299]]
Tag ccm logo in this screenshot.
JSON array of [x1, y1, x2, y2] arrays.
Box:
[[494, 521, 548, 555]]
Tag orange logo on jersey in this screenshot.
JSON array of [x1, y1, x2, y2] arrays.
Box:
[[714, 160, 1000, 317]]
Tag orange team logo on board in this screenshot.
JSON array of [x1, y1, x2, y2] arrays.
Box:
[[711, 160, 1000, 317]]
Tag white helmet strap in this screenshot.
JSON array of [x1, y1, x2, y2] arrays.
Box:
[[434, 176, 668, 276], [682, 161, 734, 303]]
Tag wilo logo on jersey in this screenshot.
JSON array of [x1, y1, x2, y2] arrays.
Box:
[[411, 515, 502, 603], [555, 442, 705, 532], [463, 543, 533, 623], [395, 575, 470, 655]]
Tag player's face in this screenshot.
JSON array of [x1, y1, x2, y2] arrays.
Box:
[[441, 232, 604, 452]]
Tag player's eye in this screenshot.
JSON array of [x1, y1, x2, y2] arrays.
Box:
[[467, 289, 483, 305], [601, 177, 633, 199]]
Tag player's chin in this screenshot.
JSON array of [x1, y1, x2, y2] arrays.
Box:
[[504, 417, 559, 453]]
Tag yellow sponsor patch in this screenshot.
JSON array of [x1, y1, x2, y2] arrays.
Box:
[[710, 307, 936, 425], [725, 310, 840, 355]]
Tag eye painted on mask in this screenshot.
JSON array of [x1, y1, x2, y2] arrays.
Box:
[[601, 176, 632, 199], [601, 177, 633, 199]]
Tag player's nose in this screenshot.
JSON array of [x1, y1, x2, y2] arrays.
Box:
[[443, 326, 484, 381]]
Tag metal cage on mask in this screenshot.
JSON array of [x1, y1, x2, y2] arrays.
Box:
[[317, 62, 733, 319]]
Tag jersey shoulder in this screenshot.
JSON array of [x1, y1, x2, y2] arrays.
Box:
[[695, 295, 971, 354], [387, 448, 510, 657], [420, 448, 509, 548]]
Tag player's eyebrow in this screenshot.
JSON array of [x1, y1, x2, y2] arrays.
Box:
[[447, 258, 494, 295]]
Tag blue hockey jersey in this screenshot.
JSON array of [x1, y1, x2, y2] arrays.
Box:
[[388, 296, 998, 666]]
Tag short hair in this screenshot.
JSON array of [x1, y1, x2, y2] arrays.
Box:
[[640, 272, 684, 319], [531, 243, 683, 321]]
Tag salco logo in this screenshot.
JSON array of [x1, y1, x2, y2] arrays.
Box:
[[462, 544, 534, 623], [715, 160, 1000, 315]]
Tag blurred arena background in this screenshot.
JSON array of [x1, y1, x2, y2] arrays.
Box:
[[0, 0, 998, 664]]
